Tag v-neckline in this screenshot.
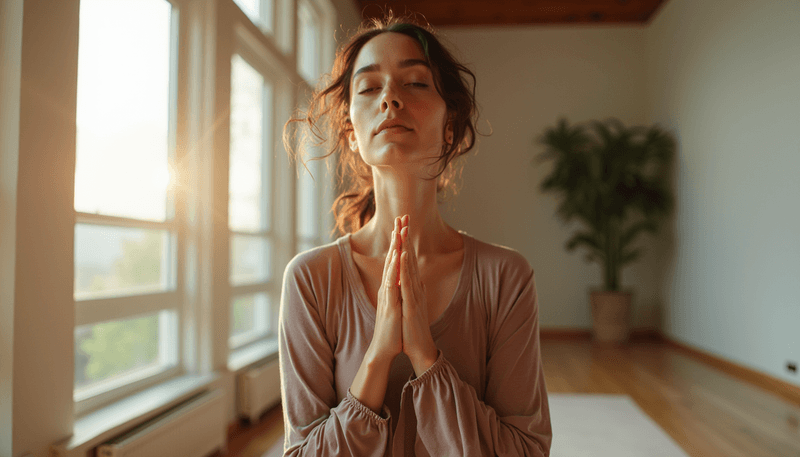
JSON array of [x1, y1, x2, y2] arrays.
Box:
[[339, 230, 472, 336]]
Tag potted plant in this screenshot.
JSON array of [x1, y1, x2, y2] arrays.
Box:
[[536, 117, 675, 343]]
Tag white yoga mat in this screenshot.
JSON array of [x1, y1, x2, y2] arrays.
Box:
[[264, 394, 690, 456], [549, 394, 690, 457]]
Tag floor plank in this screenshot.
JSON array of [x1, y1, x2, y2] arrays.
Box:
[[225, 339, 800, 457]]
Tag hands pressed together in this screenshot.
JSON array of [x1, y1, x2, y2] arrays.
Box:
[[369, 215, 439, 377]]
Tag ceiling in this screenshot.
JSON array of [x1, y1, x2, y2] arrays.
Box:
[[354, 0, 668, 27]]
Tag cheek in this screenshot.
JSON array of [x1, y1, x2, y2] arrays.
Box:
[[349, 98, 374, 133], [418, 102, 448, 139]]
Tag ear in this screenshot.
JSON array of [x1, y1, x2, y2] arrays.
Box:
[[444, 121, 454, 145], [347, 130, 358, 152]]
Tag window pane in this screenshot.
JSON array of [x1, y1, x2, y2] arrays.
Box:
[[297, 1, 320, 82], [74, 0, 173, 221], [75, 224, 172, 299], [230, 293, 270, 342], [234, 0, 274, 33], [74, 311, 174, 391], [296, 158, 320, 239], [229, 54, 273, 232], [234, 0, 259, 19], [230, 235, 272, 285]]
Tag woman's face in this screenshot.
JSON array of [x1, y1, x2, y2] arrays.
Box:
[[348, 32, 451, 174]]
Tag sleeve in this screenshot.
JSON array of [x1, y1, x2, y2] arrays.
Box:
[[409, 269, 552, 456], [279, 256, 393, 456]]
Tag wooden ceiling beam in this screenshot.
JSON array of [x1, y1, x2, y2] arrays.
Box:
[[355, 0, 667, 26]]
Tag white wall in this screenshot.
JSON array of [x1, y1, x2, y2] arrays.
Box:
[[10, 1, 80, 455], [646, 0, 800, 385], [437, 26, 666, 330], [437, 0, 800, 386]]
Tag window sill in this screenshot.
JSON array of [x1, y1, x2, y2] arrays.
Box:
[[52, 373, 219, 457], [228, 337, 279, 373]]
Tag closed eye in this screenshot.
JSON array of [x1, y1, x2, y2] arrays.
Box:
[[358, 82, 427, 94]]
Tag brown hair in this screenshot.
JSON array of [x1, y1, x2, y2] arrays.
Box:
[[284, 13, 479, 238]]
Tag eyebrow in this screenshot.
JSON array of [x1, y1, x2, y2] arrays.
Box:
[[353, 58, 430, 79]]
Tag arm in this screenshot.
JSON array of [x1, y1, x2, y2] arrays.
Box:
[[409, 270, 552, 456], [279, 257, 393, 456]]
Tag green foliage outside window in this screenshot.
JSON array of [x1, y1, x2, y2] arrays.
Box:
[[79, 315, 159, 383], [75, 231, 166, 388]]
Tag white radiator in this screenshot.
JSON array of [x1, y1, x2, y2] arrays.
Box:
[[97, 389, 226, 457], [238, 358, 281, 422]]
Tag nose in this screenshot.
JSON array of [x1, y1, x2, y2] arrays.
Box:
[[380, 84, 403, 112]]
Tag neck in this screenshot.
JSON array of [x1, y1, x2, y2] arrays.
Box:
[[354, 169, 457, 262]]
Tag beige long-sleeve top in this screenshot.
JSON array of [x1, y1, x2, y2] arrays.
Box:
[[279, 231, 552, 456]]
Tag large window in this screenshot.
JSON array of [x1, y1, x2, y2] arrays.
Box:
[[228, 54, 276, 350], [296, 149, 329, 253], [73, 0, 179, 414], [69, 0, 337, 420], [297, 0, 322, 82]]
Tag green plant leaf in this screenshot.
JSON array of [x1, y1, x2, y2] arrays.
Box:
[[534, 117, 676, 290], [566, 232, 604, 260], [620, 248, 642, 266]]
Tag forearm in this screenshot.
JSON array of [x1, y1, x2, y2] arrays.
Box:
[[411, 350, 551, 456], [350, 349, 392, 415]]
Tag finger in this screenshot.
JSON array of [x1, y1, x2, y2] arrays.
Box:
[[388, 249, 400, 304], [398, 226, 407, 284], [400, 250, 413, 302], [400, 225, 420, 294], [404, 224, 420, 284], [382, 217, 400, 279]]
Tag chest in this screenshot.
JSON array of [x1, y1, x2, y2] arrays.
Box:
[[352, 251, 463, 325]]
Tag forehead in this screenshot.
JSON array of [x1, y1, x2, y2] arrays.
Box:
[[352, 32, 427, 73]]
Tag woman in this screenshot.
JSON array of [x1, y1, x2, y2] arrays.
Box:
[[280, 15, 551, 457]]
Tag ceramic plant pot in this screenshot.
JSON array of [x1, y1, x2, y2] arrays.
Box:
[[590, 290, 632, 343]]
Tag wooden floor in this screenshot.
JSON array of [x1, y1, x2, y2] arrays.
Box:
[[226, 338, 800, 457]]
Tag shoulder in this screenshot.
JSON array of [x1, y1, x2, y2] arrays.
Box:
[[283, 238, 343, 286], [468, 236, 539, 330], [469, 235, 534, 282]]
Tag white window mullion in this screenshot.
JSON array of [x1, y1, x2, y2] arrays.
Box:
[[75, 292, 179, 327], [229, 282, 272, 297], [75, 212, 177, 232]]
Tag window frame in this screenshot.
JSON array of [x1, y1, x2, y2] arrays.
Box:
[[226, 12, 298, 357], [72, 0, 185, 417], [227, 47, 277, 349], [294, 0, 335, 250]]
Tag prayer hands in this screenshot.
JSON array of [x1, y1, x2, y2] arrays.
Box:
[[398, 215, 439, 376], [368, 217, 404, 366]]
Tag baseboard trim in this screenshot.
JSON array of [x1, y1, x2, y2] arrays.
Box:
[[540, 327, 800, 406], [660, 335, 800, 407], [539, 327, 660, 341]]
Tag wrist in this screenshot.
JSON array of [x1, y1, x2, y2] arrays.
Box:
[[365, 346, 395, 370], [410, 346, 438, 377]]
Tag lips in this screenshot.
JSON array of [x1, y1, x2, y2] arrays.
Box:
[[376, 119, 412, 135]]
